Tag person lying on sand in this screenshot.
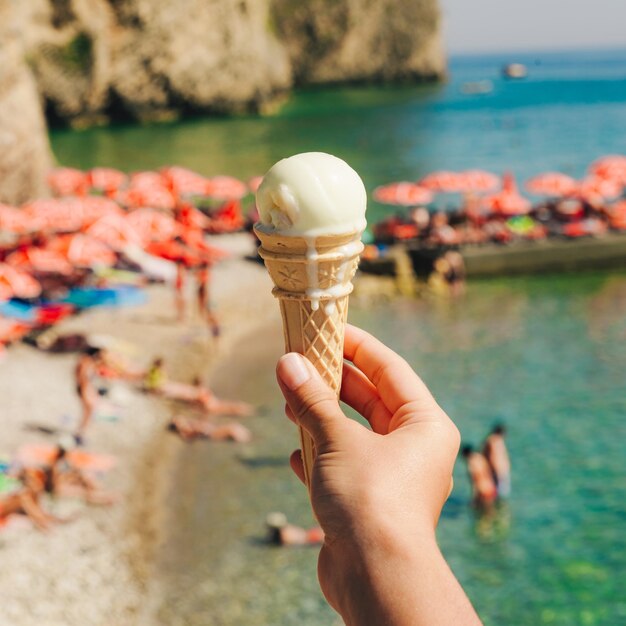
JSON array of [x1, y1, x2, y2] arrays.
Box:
[[265, 512, 324, 547], [74, 346, 101, 445], [144, 358, 254, 417], [0, 468, 67, 532], [43, 441, 119, 506], [167, 415, 252, 443]]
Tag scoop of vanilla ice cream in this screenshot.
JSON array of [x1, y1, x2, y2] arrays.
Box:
[[256, 152, 367, 236]]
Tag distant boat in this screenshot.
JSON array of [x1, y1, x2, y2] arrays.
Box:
[[502, 63, 528, 79], [460, 80, 494, 95]]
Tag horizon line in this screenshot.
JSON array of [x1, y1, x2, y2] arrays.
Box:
[[446, 44, 626, 58]]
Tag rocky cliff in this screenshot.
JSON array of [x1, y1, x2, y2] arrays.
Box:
[[0, 2, 52, 205], [22, 0, 445, 125], [0, 0, 444, 202]]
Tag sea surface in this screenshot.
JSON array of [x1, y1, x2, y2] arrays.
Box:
[[50, 49, 626, 625]]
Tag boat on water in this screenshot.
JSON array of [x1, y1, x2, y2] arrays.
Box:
[[460, 80, 494, 95], [502, 63, 528, 79], [360, 232, 626, 279]]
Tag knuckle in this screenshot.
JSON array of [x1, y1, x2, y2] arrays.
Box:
[[295, 384, 337, 421]]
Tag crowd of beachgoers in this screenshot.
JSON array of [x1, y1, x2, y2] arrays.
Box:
[[0, 165, 266, 537], [370, 156, 626, 248]]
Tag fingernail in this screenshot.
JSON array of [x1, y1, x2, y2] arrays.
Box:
[[278, 353, 310, 390]]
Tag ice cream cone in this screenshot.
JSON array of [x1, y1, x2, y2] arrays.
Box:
[[255, 226, 363, 488]]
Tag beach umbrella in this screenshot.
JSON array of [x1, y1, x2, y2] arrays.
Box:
[[6, 247, 74, 275], [588, 155, 626, 183], [483, 172, 531, 216], [87, 168, 128, 194], [576, 176, 622, 202], [85, 214, 143, 251], [525, 172, 578, 197], [608, 200, 626, 230], [129, 171, 164, 190], [73, 197, 123, 227], [145, 240, 203, 267], [204, 176, 248, 201], [126, 208, 180, 243], [0, 263, 41, 299], [373, 182, 433, 206], [47, 167, 88, 197], [180, 229, 231, 262], [161, 166, 210, 197], [0, 204, 42, 234], [47, 234, 117, 268], [248, 176, 264, 194], [455, 170, 500, 193], [176, 204, 212, 230], [418, 171, 462, 192], [22, 198, 85, 233], [117, 185, 177, 211]]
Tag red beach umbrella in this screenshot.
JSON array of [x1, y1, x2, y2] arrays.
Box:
[[180, 229, 231, 263], [85, 214, 143, 251], [126, 208, 180, 243], [87, 168, 128, 194], [47, 168, 88, 197], [588, 155, 626, 183], [248, 176, 264, 194], [47, 234, 117, 268], [0, 204, 42, 234], [6, 248, 74, 275], [129, 171, 164, 190], [373, 182, 433, 206], [576, 176, 622, 202], [455, 170, 500, 193], [526, 172, 578, 197], [176, 204, 212, 230], [118, 186, 177, 211], [73, 197, 123, 227], [608, 200, 626, 230], [161, 166, 209, 197], [0, 263, 41, 299], [483, 172, 531, 215], [204, 176, 248, 201], [419, 171, 462, 192], [145, 240, 202, 267], [22, 198, 85, 233]]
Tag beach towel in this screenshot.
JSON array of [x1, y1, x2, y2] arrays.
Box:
[[14, 443, 117, 473], [61, 286, 146, 309]]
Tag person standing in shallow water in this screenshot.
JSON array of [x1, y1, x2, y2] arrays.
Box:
[[461, 445, 498, 509], [483, 423, 511, 497]]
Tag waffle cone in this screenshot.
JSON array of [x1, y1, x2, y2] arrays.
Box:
[[254, 226, 363, 488]]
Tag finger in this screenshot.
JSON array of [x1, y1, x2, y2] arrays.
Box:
[[341, 363, 392, 434], [344, 324, 440, 416], [289, 449, 306, 485], [284, 403, 297, 424], [276, 353, 351, 449]]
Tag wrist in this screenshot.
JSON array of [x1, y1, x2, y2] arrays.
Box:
[[328, 522, 440, 626]]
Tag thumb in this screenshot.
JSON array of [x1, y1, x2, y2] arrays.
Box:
[[276, 353, 347, 450]]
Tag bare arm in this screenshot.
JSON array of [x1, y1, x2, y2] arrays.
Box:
[[277, 324, 481, 626]]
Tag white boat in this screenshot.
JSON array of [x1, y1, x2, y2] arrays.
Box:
[[502, 63, 528, 79]]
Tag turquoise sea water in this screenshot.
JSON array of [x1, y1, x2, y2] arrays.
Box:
[[50, 49, 626, 624]]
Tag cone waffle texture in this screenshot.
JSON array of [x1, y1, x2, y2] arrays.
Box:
[[255, 227, 363, 487]]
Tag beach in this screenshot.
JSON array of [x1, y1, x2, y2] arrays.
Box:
[[0, 233, 279, 626]]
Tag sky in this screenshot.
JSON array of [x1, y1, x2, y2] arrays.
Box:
[[441, 0, 626, 54]]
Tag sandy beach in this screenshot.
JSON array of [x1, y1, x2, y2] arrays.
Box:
[[0, 233, 279, 626]]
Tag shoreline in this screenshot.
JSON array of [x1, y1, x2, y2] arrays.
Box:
[[0, 234, 277, 625]]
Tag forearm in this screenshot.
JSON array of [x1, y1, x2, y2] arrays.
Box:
[[332, 530, 481, 626]]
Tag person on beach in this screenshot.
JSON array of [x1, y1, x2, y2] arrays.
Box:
[[167, 415, 252, 442], [483, 423, 511, 497], [74, 346, 102, 445], [174, 261, 187, 322], [461, 445, 498, 509], [0, 468, 66, 532], [196, 263, 221, 338], [276, 324, 481, 625], [144, 358, 254, 417], [43, 441, 119, 505], [265, 512, 324, 547]]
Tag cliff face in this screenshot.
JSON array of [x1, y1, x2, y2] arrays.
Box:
[[0, 0, 444, 200], [0, 1, 52, 204], [23, 0, 445, 125]]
